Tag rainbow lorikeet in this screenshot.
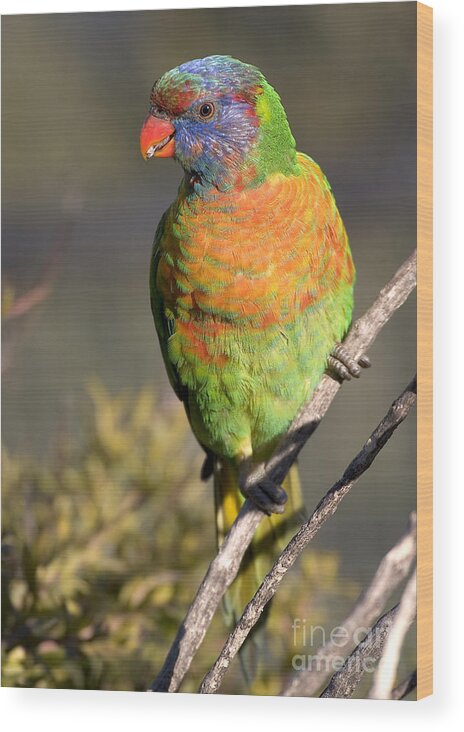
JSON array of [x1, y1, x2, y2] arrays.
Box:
[[140, 56, 368, 639]]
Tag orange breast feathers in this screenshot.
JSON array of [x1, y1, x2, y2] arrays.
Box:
[[156, 153, 355, 328]]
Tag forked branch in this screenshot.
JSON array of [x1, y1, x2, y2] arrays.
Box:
[[282, 512, 417, 697], [199, 378, 417, 693], [369, 569, 417, 699], [320, 568, 417, 699], [320, 606, 400, 698]]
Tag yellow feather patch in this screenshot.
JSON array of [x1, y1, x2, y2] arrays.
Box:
[[256, 92, 272, 123]]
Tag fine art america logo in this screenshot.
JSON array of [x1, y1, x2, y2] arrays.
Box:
[[291, 618, 377, 673]]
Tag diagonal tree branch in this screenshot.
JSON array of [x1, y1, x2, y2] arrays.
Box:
[[150, 249, 417, 693], [282, 512, 417, 697], [199, 378, 417, 694], [321, 567, 417, 700], [320, 605, 400, 698]]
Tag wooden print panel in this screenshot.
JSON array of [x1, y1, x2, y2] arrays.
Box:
[[1, 1, 433, 699]]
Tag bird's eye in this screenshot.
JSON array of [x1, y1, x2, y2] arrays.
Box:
[[199, 102, 215, 120]]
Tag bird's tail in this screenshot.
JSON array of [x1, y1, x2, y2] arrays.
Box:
[[213, 458, 304, 684]]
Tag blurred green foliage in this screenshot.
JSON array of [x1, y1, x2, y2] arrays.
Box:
[[2, 382, 359, 693]]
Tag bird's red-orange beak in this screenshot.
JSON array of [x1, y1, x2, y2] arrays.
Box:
[[140, 115, 176, 160]]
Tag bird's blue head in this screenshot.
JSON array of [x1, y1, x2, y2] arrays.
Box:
[[140, 55, 297, 193]]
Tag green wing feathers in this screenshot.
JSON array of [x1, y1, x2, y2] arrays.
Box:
[[150, 215, 186, 403]]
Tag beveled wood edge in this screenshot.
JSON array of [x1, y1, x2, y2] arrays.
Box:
[[416, 0, 433, 701]]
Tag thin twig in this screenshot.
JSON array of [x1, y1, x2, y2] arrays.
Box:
[[320, 606, 400, 698], [2, 219, 71, 374], [150, 250, 417, 693], [199, 378, 417, 694], [369, 569, 417, 699], [282, 513, 417, 697], [3, 220, 68, 322]]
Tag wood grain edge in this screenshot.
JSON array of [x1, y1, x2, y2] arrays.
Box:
[[416, 0, 433, 701]]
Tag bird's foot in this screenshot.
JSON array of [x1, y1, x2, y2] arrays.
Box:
[[200, 450, 215, 481], [239, 463, 288, 515], [327, 343, 371, 382]]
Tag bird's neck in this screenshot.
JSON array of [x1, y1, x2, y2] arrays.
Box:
[[251, 82, 299, 184]]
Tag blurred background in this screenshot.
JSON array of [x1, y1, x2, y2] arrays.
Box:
[[2, 3, 417, 695]]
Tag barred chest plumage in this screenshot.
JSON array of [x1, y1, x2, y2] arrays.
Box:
[[151, 154, 355, 458], [156, 155, 352, 333]]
